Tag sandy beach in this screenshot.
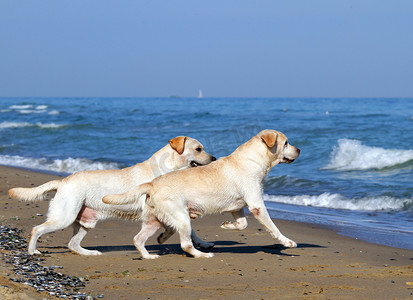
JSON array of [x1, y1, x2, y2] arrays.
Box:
[[0, 165, 412, 299]]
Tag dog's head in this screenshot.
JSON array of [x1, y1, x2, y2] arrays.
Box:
[[258, 129, 300, 167], [169, 136, 216, 169]]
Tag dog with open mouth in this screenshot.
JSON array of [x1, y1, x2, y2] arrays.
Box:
[[8, 136, 216, 256], [103, 130, 300, 259]]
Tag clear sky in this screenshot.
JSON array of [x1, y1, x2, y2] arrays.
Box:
[[1, 1, 412, 98]]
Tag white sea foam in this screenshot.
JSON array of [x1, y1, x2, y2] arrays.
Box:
[[0, 121, 66, 129], [19, 109, 47, 114], [35, 122, 66, 129], [0, 122, 32, 129], [7, 104, 51, 114], [0, 155, 120, 174], [263, 193, 412, 212], [9, 105, 33, 110], [48, 110, 60, 115], [323, 139, 413, 171]]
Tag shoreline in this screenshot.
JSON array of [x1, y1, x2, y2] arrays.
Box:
[[1, 165, 412, 299], [264, 201, 413, 251]]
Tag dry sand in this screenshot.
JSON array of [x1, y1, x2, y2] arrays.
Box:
[[0, 165, 412, 299]]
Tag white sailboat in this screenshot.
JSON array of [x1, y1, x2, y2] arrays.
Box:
[[197, 90, 203, 98]]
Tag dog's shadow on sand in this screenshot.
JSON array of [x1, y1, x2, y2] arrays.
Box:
[[209, 241, 325, 257], [52, 241, 325, 257]]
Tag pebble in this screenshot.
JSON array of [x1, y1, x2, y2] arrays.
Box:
[[0, 225, 101, 299]]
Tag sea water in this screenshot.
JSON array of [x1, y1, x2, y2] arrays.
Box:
[[1, 98, 412, 249]]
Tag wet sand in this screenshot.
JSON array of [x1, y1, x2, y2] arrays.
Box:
[[0, 165, 412, 299]]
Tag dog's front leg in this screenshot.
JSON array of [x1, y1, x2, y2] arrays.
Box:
[[221, 209, 248, 230], [247, 199, 296, 248]]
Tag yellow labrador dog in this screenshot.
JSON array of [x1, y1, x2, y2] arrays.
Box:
[[8, 136, 215, 256], [103, 130, 300, 259]]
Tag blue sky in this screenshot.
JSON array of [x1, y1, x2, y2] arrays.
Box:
[[1, 1, 412, 98]]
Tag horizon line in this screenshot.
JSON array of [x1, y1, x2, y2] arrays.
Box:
[[1, 96, 412, 99]]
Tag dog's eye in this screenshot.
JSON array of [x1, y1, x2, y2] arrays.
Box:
[[284, 141, 288, 147], [196, 147, 202, 152]]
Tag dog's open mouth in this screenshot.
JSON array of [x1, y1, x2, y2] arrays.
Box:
[[284, 158, 295, 164], [190, 161, 203, 167]]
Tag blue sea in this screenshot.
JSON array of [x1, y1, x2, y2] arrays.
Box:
[[1, 98, 412, 250]]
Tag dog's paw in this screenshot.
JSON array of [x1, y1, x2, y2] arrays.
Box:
[[282, 239, 297, 248], [68, 246, 103, 256], [142, 254, 160, 259], [221, 221, 235, 230], [196, 252, 214, 258], [197, 241, 215, 250], [86, 250, 103, 256], [29, 249, 41, 255], [221, 221, 247, 230], [157, 233, 168, 244]]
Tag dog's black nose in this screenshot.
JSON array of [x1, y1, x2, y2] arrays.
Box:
[[211, 156, 216, 161]]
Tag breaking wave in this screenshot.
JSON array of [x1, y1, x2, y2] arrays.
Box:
[[263, 193, 413, 212], [323, 139, 413, 171], [4, 104, 54, 114], [0, 122, 67, 129], [0, 155, 120, 174], [8, 105, 34, 110]]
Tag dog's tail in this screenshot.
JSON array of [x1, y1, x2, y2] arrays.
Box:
[[102, 182, 153, 206], [8, 180, 61, 201]]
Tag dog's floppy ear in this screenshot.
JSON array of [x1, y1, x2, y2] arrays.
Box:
[[261, 131, 277, 148], [169, 136, 187, 155]]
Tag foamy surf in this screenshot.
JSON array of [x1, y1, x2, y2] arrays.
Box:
[[20, 110, 47, 114], [323, 139, 413, 171], [8, 104, 34, 110], [0, 155, 120, 174], [6, 104, 53, 114], [263, 193, 412, 212], [0, 122, 67, 130]]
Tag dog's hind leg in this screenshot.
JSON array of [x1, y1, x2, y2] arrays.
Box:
[[68, 206, 101, 255], [28, 190, 84, 255], [68, 223, 102, 255], [221, 209, 248, 230], [157, 225, 175, 244], [28, 220, 54, 255], [157, 227, 214, 250], [29, 217, 77, 255], [174, 216, 214, 258], [191, 229, 214, 250], [134, 217, 162, 259]]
